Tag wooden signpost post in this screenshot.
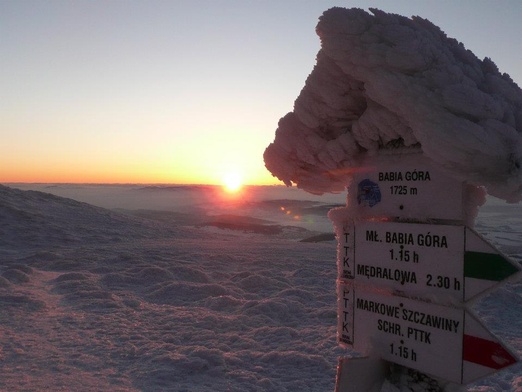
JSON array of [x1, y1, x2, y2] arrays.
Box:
[[333, 154, 521, 390]]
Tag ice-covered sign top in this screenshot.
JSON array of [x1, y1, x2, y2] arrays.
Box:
[[264, 7, 522, 202]]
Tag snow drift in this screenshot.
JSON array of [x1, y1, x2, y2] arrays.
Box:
[[264, 7, 522, 202], [0, 185, 344, 391], [1, 184, 520, 390]]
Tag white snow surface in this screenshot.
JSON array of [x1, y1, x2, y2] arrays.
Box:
[[264, 7, 522, 202], [1, 184, 521, 391]]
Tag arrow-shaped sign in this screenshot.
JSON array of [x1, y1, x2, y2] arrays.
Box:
[[337, 221, 521, 303], [465, 252, 519, 282], [462, 308, 518, 384], [464, 228, 521, 301], [338, 283, 520, 384]]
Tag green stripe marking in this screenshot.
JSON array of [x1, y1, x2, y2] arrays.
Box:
[[464, 251, 519, 281]]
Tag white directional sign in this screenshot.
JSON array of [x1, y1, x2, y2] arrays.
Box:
[[333, 153, 520, 389], [349, 154, 464, 221], [338, 283, 519, 384], [339, 221, 520, 302]]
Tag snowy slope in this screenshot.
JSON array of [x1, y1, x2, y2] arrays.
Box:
[[0, 185, 173, 253], [0, 185, 344, 391], [0, 185, 520, 391]]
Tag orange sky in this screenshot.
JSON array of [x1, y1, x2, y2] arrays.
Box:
[[2, 1, 521, 185]]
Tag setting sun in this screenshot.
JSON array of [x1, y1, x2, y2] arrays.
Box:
[[223, 173, 243, 193]]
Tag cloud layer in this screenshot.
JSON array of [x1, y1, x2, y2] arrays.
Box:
[[264, 8, 522, 202]]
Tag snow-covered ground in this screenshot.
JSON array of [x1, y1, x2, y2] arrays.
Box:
[[1, 184, 520, 391]]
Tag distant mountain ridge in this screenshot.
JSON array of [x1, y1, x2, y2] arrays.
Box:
[[0, 185, 163, 253]]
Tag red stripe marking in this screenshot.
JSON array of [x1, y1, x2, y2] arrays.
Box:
[[463, 334, 517, 369]]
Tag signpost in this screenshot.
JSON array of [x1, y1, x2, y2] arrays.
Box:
[[333, 154, 521, 389], [339, 221, 520, 302], [338, 283, 518, 384], [348, 155, 464, 221]]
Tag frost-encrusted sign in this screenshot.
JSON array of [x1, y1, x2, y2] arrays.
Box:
[[264, 7, 522, 203], [263, 7, 522, 389]]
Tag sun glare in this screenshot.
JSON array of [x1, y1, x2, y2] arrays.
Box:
[[223, 173, 243, 193]]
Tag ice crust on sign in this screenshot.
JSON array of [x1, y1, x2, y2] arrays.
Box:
[[264, 7, 522, 202]]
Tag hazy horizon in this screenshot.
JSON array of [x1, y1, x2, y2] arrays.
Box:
[[3, 1, 521, 186]]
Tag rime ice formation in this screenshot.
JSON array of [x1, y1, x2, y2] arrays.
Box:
[[264, 7, 522, 202]]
